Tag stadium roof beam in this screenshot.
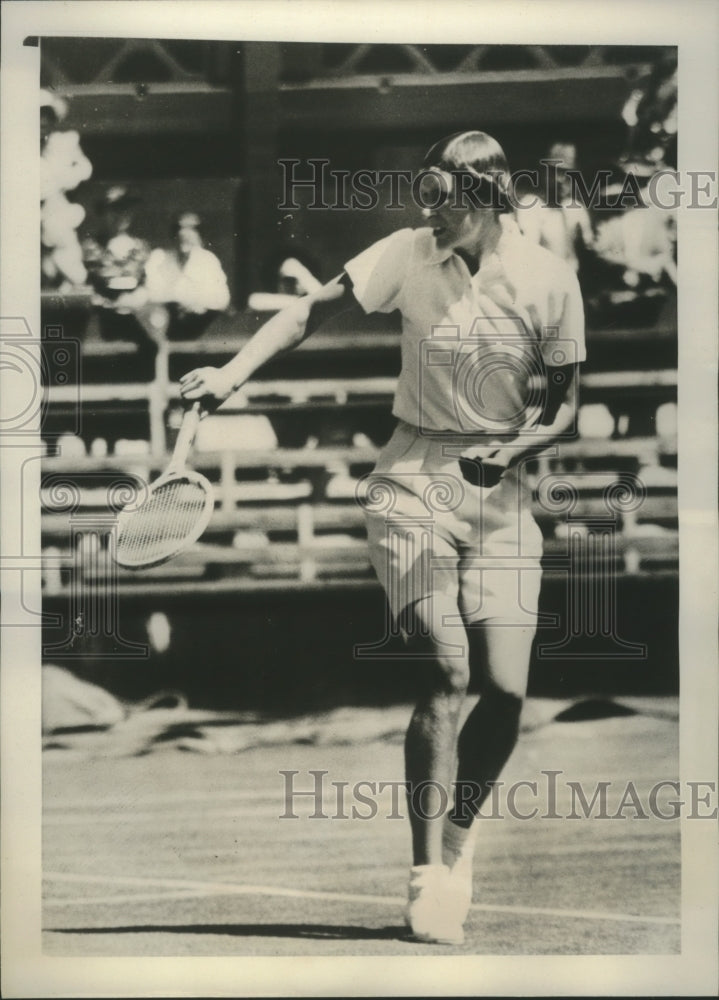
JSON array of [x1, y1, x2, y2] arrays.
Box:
[[279, 66, 649, 128], [57, 64, 648, 135], [57, 82, 233, 134]]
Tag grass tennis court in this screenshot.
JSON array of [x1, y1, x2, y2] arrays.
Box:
[[43, 701, 680, 957]]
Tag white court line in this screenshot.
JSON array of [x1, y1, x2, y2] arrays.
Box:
[[46, 890, 226, 907], [44, 790, 281, 810], [44, 871, 680, 927], [43, 804, 360, 824], [43, 809, 263, 825], [43, 797, 403, 824]]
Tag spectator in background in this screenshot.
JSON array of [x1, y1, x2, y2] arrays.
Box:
[[594, 163, 676, 285], [621, 49, 677, 172], [248, 247, 322, 313], [83, 186, 152, 325], [40, 88, 68, 149], [516, 142, 593, 275], [144, 212, 231, 338], [40, 89, 93, 290], [579, 49, 678, 328], [276, 256, 322, 296], [84, 186, 151, 302], [82, 185, 162, 372], [587, 158, 676, 326]]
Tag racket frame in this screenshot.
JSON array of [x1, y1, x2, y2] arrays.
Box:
[[113, 402, 216, 570]]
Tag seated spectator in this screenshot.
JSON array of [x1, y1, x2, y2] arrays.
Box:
[[248, 247, 322, 312], [82, 186, 161, 374], [593, 165, 676, 287], [144, 212, 231, 338], [516, 142, 593, 275], [277, 256, 322, 296], [585, 160, 676, 326], [621, 50, 677, 173], [83, 186, 151, 310]]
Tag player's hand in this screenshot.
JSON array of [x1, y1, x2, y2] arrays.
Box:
[[458, 444, 510, 489], [179, 366, 236, 412]]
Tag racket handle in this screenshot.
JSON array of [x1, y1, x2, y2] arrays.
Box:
[[169, 401, 201, 471]]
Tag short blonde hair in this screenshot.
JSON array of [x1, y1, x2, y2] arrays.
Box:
[[423, 131, 512, 213]]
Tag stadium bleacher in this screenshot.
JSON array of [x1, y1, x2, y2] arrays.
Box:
[[41, 305, 678, 594]]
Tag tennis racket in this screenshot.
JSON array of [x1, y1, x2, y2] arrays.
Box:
[[114, 402, 214, 569]]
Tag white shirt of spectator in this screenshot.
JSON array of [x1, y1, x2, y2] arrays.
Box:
[[345, 216, 585, 436], [594, 201, 676, 285], [516, 198, 593, 273], [145, 245, 231, 313]]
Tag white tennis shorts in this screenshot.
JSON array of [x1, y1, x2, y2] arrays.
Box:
[[361, 421, 544, 626]]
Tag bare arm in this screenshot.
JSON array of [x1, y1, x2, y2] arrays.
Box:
[[505, 362, 579, 463], [179, 274, 356, 408], [459, 364, 580, 487]]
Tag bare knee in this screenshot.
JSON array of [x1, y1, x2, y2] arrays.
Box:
[[431, 654, 470, 697], [401, 601, 471, 697], [406, 631, 470, 696]]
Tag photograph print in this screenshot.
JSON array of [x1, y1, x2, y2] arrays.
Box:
[[2, 3, 717, 997]]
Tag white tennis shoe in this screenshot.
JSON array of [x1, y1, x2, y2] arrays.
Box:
[[445, 851, 473, 925], [404, 864, 465, 945]]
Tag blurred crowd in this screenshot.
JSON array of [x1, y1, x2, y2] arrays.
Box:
[[40, 88, 232, 346], [515, 139, 676, 327], [516, 50, 677, 325], [81, 189, 231, 343]]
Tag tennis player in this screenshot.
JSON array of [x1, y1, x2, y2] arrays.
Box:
[[180, 131, 586, 945]]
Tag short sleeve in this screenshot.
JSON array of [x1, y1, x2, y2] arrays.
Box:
[[541, 266, 587, 366], [344, 229, 414, 314]]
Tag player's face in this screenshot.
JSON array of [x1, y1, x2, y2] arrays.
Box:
[[423, 199, 488, 255], [419, 170, 489, 255]]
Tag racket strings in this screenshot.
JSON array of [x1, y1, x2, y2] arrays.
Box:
[[116, 478, 210, 566]]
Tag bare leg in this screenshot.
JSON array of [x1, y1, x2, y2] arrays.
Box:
[[450, 623, 536, 827], [402, 596, 471, 865]]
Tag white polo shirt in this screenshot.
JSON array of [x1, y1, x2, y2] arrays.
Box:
[[345, 216, 585, 435]]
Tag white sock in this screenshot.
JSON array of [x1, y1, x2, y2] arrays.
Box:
[[442, 817, 476, 869], [409, 864, 447, 878]]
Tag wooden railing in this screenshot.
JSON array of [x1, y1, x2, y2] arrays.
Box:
[[41, 315, 678, 595]]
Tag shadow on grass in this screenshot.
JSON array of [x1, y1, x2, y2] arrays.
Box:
[[49, 922, 412, 942]]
